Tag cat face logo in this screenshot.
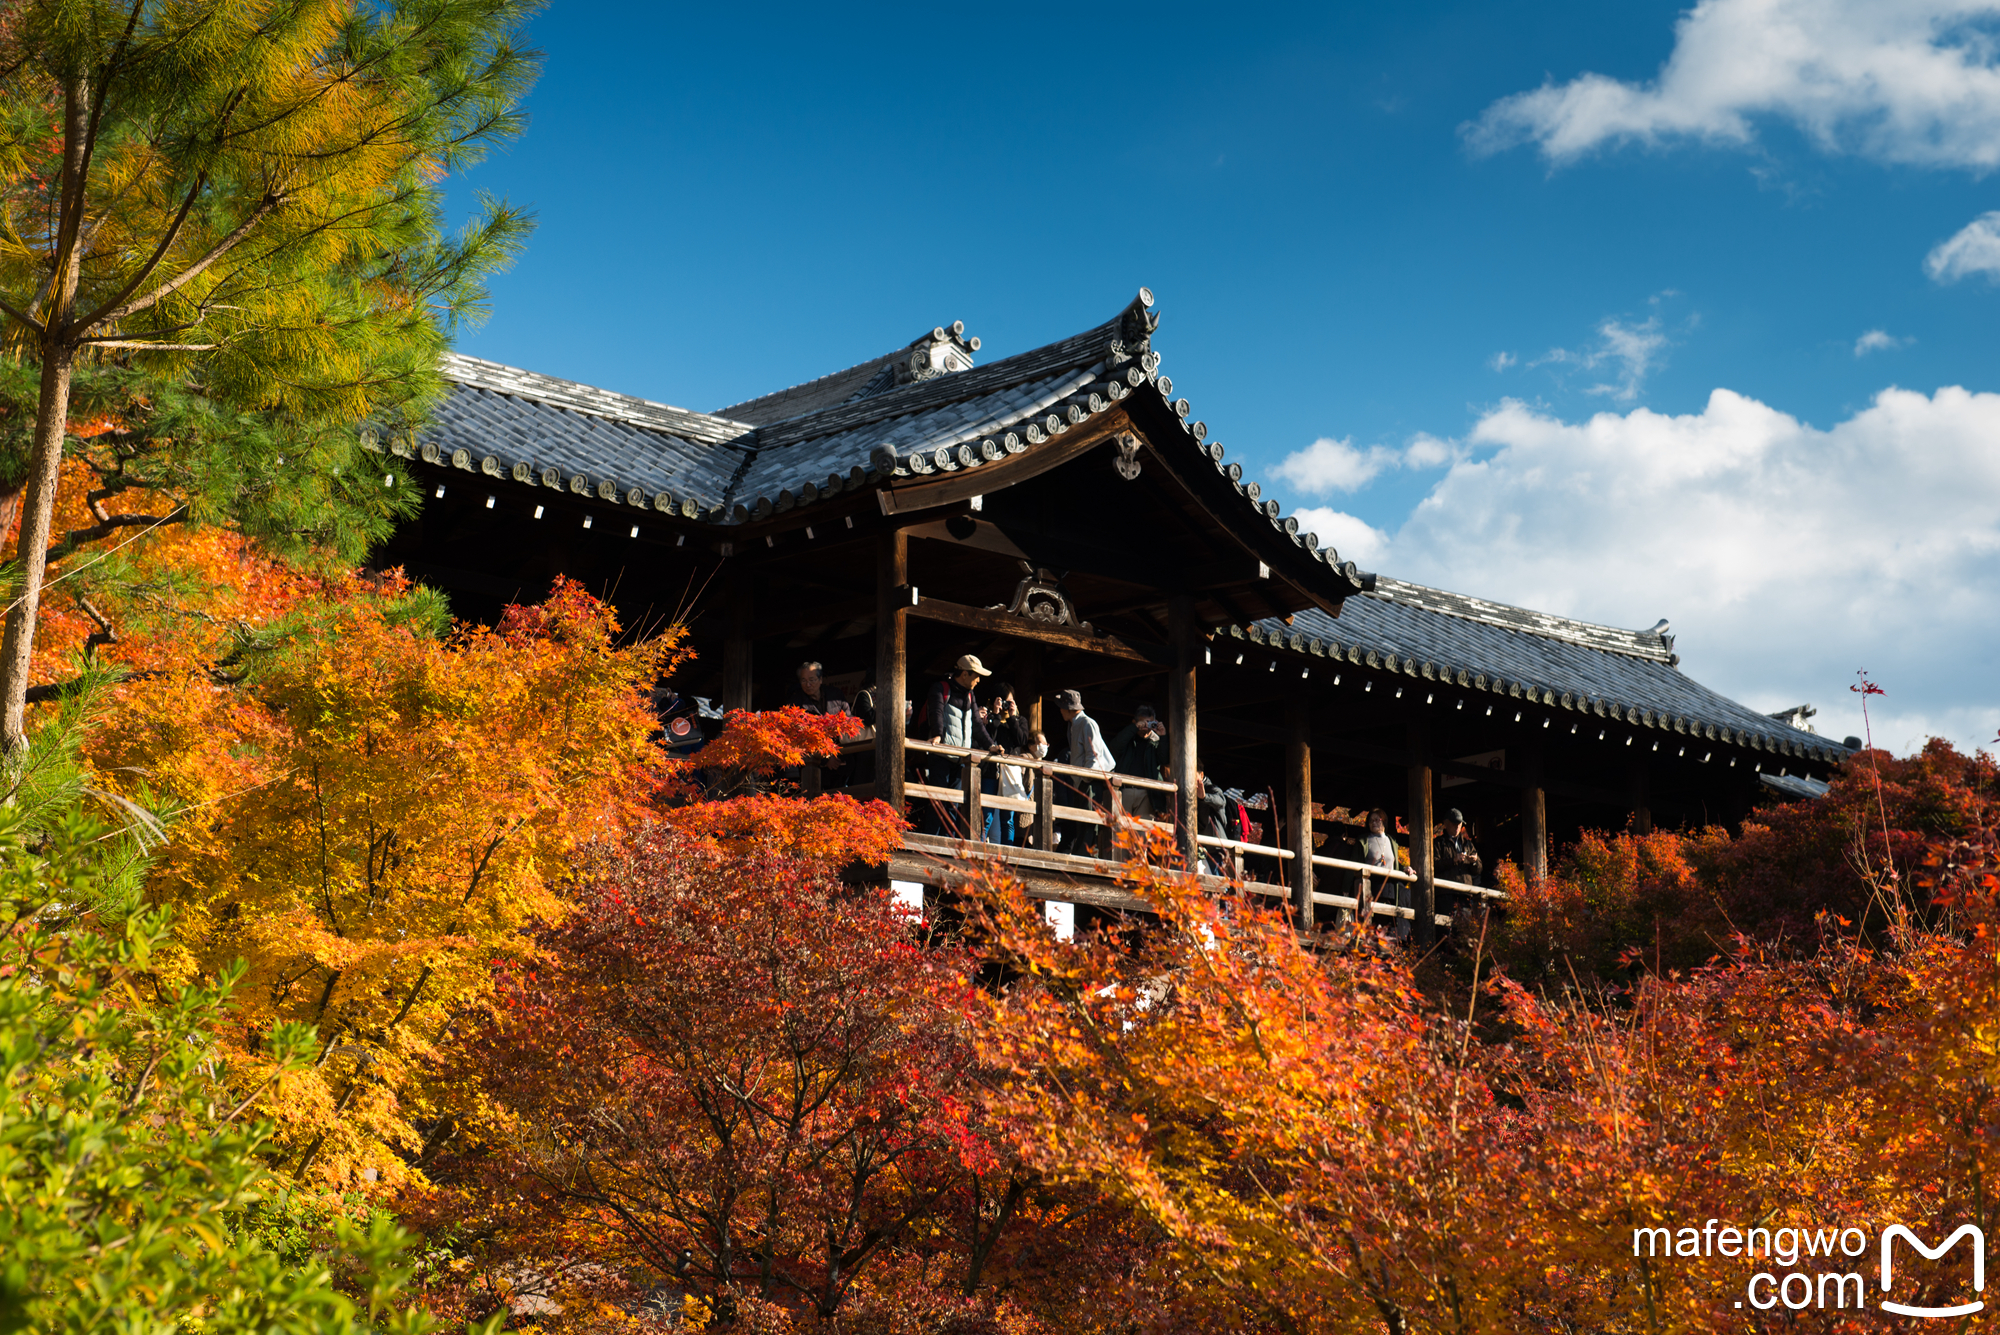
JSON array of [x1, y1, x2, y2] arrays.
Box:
[[1881, 1225, 1985, 1318]]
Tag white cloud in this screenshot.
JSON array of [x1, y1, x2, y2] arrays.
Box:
[[1926, 210, 2000, 280], [1466, 1, 2000, 170], [1853, 328, 1904, 355], [1403, 433, 1454, 468], [1535, 316, 1669, 402], [1368, 385, 2000, 753], [1490, 351, 1518, 371], [1270, 436, 1399, 494], [1292, 506, 1390, 565]]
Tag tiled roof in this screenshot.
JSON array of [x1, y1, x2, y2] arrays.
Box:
[[1240, 582, 1852, 765], [397, 292, 1372, 592], [714, 322, 980, 424]]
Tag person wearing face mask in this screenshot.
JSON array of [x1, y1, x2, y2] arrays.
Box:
[[980, 683, 1031, 846]]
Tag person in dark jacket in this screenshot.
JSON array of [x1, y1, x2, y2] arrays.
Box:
[[915, 654, 1002, 834], [1109, 704, 1168, 821], [1434, 807, 1482, 918], [980, 681, 1031, 845]]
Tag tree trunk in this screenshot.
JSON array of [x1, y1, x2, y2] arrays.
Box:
[[2, 72, 89, 755], [0, 349, 77, 751]]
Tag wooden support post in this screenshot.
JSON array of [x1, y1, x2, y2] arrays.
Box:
[[1631, 757, 1652, 836], [1407, 718, 1435, 945], [1017, 650, 1042, 743], [965, 755, 983, 842], [1167, 594, 1200, 870], [1286, 695, 1313, 928], [1035, 762, 1055, 853], [1521, 742, 1548, 882], [721, 567, 753, 712], [875, 530, 908, 814]]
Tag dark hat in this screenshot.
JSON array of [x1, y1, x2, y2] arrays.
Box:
[[1055, 689, 1084, 711], [1446, 808, 1465, 825]]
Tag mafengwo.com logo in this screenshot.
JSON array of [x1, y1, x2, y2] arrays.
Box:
[[1634, 1221, 1985, 1316]]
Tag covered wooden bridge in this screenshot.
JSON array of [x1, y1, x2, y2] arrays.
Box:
[[372, 291, 1852, 941]]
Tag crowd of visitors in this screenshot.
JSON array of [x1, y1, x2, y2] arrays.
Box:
[[656, 650, 1495, 940]]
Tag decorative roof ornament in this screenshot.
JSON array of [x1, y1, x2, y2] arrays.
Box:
[[1112, 431, 1142, 481], [999, 561, 1093, 634], [896, 323, 977, 387]]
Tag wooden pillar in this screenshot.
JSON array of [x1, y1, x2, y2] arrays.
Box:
[[1166, 594, 1200, 871], [1521, 742, 1548, 882], [1034, 762, 1055, 853], [1016, 650, 1043, 743], [721, 566, 753, 712], [1285, 695, 1314, 928], [874, 530, 908, 814], [1407, 718, 1435, 945], [1631, 757, 1653, 836]]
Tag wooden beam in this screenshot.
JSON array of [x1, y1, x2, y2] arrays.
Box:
[[875, 530, 909, 813], [1286, 695, 1313, 928], [1521, 741, 1548, 883], [906, 594, 1171, 665], [1168, 594, 1201, 870], [1631, 756, 1652, 835], [875, 412, 1137, 517], [722, 566, 753, 711], [1408, 718, 1435, 946], [756, 594, 878, 639]]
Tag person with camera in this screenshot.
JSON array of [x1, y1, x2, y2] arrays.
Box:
[[980, 681, 1031, 845], [1110, 704, 1168, 821]]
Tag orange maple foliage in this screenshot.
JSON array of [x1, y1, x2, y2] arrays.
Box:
[[88, 574, 678, 1193], [657, 707, 903, 864]]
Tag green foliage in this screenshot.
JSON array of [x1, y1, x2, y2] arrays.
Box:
[[0, 359, 422, 570], [0, 789, 487, 1334]]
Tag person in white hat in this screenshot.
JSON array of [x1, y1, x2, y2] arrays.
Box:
[[914, 653, 1003, 835]]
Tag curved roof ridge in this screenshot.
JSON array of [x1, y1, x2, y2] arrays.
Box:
[[1367, 576, 1675, 663], [441, 352, 756, 447], [714, 322, 980, 425], [753, 292, 1155, 449]]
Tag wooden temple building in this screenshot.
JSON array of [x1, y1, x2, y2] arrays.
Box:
[[370, 290, 1852, 939]]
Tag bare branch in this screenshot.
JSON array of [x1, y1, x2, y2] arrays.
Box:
[[48, 506, 188, 563], [75, 340, 217, 352], [0, 295, 45, 338], [86, 193, 283, 328]]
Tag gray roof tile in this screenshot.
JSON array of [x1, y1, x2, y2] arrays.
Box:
[[1246, 587, 1849, 763]]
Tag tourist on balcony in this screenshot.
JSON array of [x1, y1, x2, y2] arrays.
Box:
[[915, 654, 1003, 835], [788, 660, 850, 786], [1360, 808, 1406, 937], [1110, 704, 1168, 821], [1055, 689, 1115, 858], [1434, 808, 1481, 918], [981, 682, 1030, 845], [789, 660, 847, 715]]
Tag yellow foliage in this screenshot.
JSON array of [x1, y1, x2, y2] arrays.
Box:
[[91, 576, 677, 1194]]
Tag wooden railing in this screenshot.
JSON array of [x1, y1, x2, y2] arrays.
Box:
[[900, 739, 1176, 848], [814, 738, 1505, 930]]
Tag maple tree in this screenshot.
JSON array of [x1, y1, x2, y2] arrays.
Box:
[[470, 832, 1002, 1325], [1494, 738, 2000, 985], [0, 786, 487, 1335], [84, 573, 674, 1194]]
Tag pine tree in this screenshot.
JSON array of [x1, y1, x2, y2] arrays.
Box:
[[0, 0, 540, 751]]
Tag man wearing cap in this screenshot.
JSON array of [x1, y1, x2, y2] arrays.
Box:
[[1435, 808, 1483, 919], [1055, 689, 1117, 858], [916, 654, 1004, 835]]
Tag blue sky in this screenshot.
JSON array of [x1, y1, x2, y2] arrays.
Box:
[[446, 1, 2000, 754]]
